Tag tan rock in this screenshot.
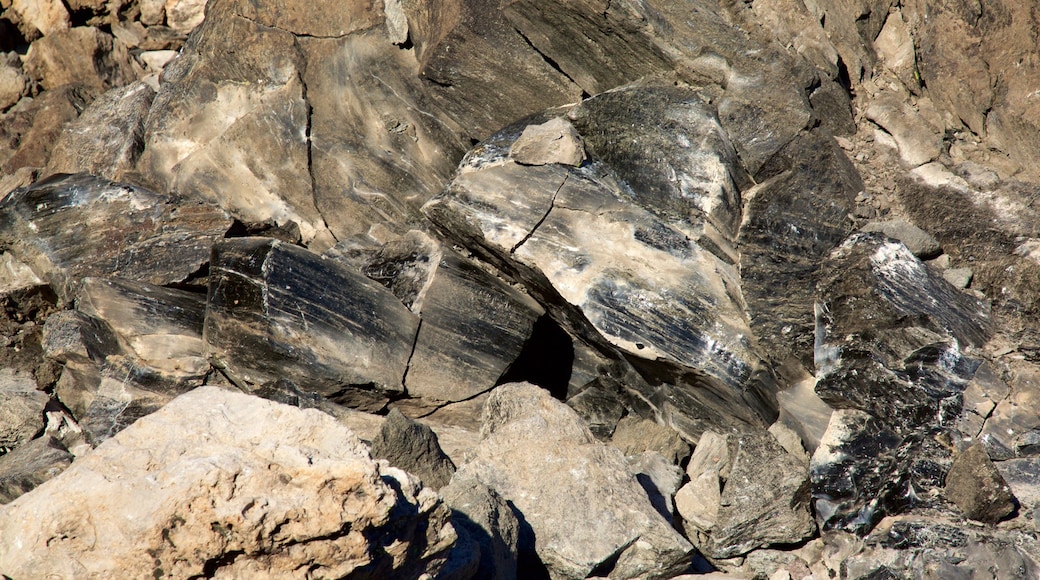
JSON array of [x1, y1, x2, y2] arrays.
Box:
[[164, 0, 206, 34], [509, 117, 586, 166], [0, 59, 25, 111], [0, 386, 458, 578], [23, 27, 140, 92], [6, 0, 69, 38]]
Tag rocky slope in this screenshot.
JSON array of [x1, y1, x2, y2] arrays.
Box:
[[2, 0, 1040, 577]]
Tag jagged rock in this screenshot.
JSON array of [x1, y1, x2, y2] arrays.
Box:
[[953, 361, 1006, 439], [370, 409, 456, 490], [509, 117, 586, 167], [3, 0, 70, 39], [0, 386, 458, 578], [42, 309, 121, 418], [0, 252, 42, 296], [860, 219, 942, 260], [23, 27, 140, 92], [205, 237, 419, 404], [694, 431, 816, 560], [979, 364, 1040, 461], [942, 267, 973, 289], [0, 370, 48, 451], [566, 386, 626, 439], [44, 81, 155, 181], [0, 173, 232, 302], [865, 94, 943, 167], [610, 415, 691, 465], [775, 376, 834, 453], [0, 85, 94, 173], [453, 382, 693, 579], [944, 442, 1015, 524], [873, 10, 917, 91], [441, 476, 521, 580], [0, 436, 72, 503], [629, 451, 684, 523], [0, 55, 25, 111], [164, 0, 206, 33]]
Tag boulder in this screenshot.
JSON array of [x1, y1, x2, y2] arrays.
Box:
[[0, 436, 72, 503], [0, 85, 94, 174], [860, 219, 942, 260], [369, 408, 456, 490], [2, 0, 70, 39], [452, 382, 693, 579], [509, 117, 587, 167], [0, 173, 232, 302], [0, 55, 25, 111], [0, 386, 458, 578], [205, 237, 419, 404]]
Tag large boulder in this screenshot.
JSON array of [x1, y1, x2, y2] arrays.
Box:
[[451, 382, 693, 579], [0, 386, 459, 578]]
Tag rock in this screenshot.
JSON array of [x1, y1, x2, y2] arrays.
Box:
[[0, 386, 458, 578], [164, 0, 206, 34], [775, 376, 833, 453], [139, 0, 166, 25], [0, 436, 72, 503], [944, 442, 1015, 524], [566, 386, 626, 439], [3, 0, 70, 38], [628, 451, 685, 523], [0, 252, 42, 296], [0, 370, 48, 451], [0, 56, 25, 111], [0, 85, 93, 174], [205, 237, 419, 403], [0, 173, 232, 302], [440, 476, 521, 580], [942, 267, 973, 289], [44, 81, 155, 181], [453, 383, 693, 579], [874, 10, 917, 91], [865, 95, 943, 167], [23, 27, 140, 92], [979, 365, 1040, 461], [509, 117, 586, 166], [860, 219, 942, 260], [138, 49, 178, 74], [769, 420, 810, 464], [369, 409, 456, 490], [42, 309, 122, 418], [610, 415, 691, 465]]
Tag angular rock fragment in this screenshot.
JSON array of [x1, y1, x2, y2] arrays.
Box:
[[0, 387, 458, 578], [440, 476, 521, 580], [0, 436, 72, 503], [0, 173, 232, 302], [23, 27, 140, 91], [0, 85, 93, 173], [370, 409, 456, 490], [509, 117, 586, 167], [944, 442, 1015, 524], [979, 364, 1040, 461], [453, 383, 693, 579], [610, 415, 691, 465], [205, 237, 419, 402], [0, 56, 26, 111], [860, 219, 942, 260], [0, 370, 48, 451]]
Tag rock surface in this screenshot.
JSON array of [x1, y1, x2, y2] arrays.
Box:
[[0, 386, 458, 578]]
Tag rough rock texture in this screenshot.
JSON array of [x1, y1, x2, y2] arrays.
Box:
[[23, 26, 140, 91], [370, 408, 457, 490], [440, 476, 521, 580], [944, 442, 1016, 524], [0, 386, 459, 578], [453, 383, 694, 579], [0, 370, 48, 450], [0, 436, 72, 503]]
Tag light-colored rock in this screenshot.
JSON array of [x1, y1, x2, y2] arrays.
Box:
[[776, 376, 833, 453], [945, 442, 1016, 524], [0, 252, 43, 296], [139, 0, 166, 25], [909, 161, 972, 192], [454, 383, 693, 579], [139, 49, 178, 74], [1, 85, 93, 174], [769, 420, 809, 464], [860, 219, 942, 260], [0, 370, 48, 450], [610, 415, 691, 465], [510, 117, 586, 166], [6, 0, 70, 38], [874, 10, 916, 89], [164, 0, 206, 34], [942, 267, 973, 289], [23, 27, 140, 92], [0, 59, 25, 111], [865, 95, 943, 167], [676, 468, 721, 532], [0, 386, 458, 578]]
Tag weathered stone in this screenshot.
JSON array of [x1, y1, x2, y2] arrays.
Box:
[[0, 85, 93, 174], [0, 173, 232, 302], [628, 450, 685, 523], [865, 95, 943, 167], [370, 409, 456, 490], [566, 386, 626, 439], [0, 386, 458, 578], [205, 237, 419, 401], [0, 252, 42, 296], [775, 376, 834, 453], [441, 475, 521, 580], [0, 370, 48, 451], [942, 267, 973, 289], [3, 0, 70, 38], [979, 365, 1040, 461], [454, 383, 693, 579], [23, 27, 140, 92], [861, 219, 942, 260], [874, 10, 917, 91], [165, 0, 207, 33], [769, 420, 810, 464], [610, 415, 691, 465], [509, 117, 586, 167], [138, 0, 166, 25], [0, 56, 25, 111], [944, 442, 1015, 524], [44, 81, 155, 181], [0, 436, 72, 503]]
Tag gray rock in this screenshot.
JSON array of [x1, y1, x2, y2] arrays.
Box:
[[44, 81, 155, 181], [861, 219, 942, 260], [205, 237, 419, 404], [369, 409, 456, 490], [979, 365, 1040, 461], [0, 370, 48, 451], [440, 476, 521, 580], [628, 451, 685, 524], [942, 267, 974, 289], [864, 96, 943, 167], [510, 117, 586, 167], [944, 442, 1015, 524], [0, 436, 72, 504], [0, 173, 232, 302], [454, 383, 693, 580], [610, 415, 691, 465]]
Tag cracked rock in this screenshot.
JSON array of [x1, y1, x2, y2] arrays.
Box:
[[0, 386, 459, 578]]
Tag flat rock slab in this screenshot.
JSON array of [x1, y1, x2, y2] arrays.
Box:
[[0, 173, 231, 301], [453, 383, 693, 580], [205, 237, 419, 399], [0, 386, 458, 578]]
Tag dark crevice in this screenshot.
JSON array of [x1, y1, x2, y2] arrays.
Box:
[[190, 550, 245, 579], [401, 318, 424, 393], [510, 175, 568, 253], [835, 55, 853, 95], [165, 262, 211, 293], [496, 314, 574, 401], [510, 24, 588, 97]]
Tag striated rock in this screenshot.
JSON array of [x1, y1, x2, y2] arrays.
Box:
[[0, 370, 48, 451], [205, 237, 419, 403], [944, 442, 1015, 524], [441, 476, 521, 580], [23, 27, 140, 92], [44, 81, 155, 181], [0, 174, 231, 302], [0, 436, 72, 503], [860, 219, 942, 260], [0, 386, 458, 578], [453, 383, 693, 579], [370, 409, 456, 490]]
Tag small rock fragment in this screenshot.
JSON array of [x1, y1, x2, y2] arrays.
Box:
[[861, 219, 942, 260], [370, 409, 457, 490], [945, 442, 1016, 524], [509, 117, 586, 166]]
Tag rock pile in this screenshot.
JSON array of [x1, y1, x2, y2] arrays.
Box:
[[3, 0, 1040, 577]]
